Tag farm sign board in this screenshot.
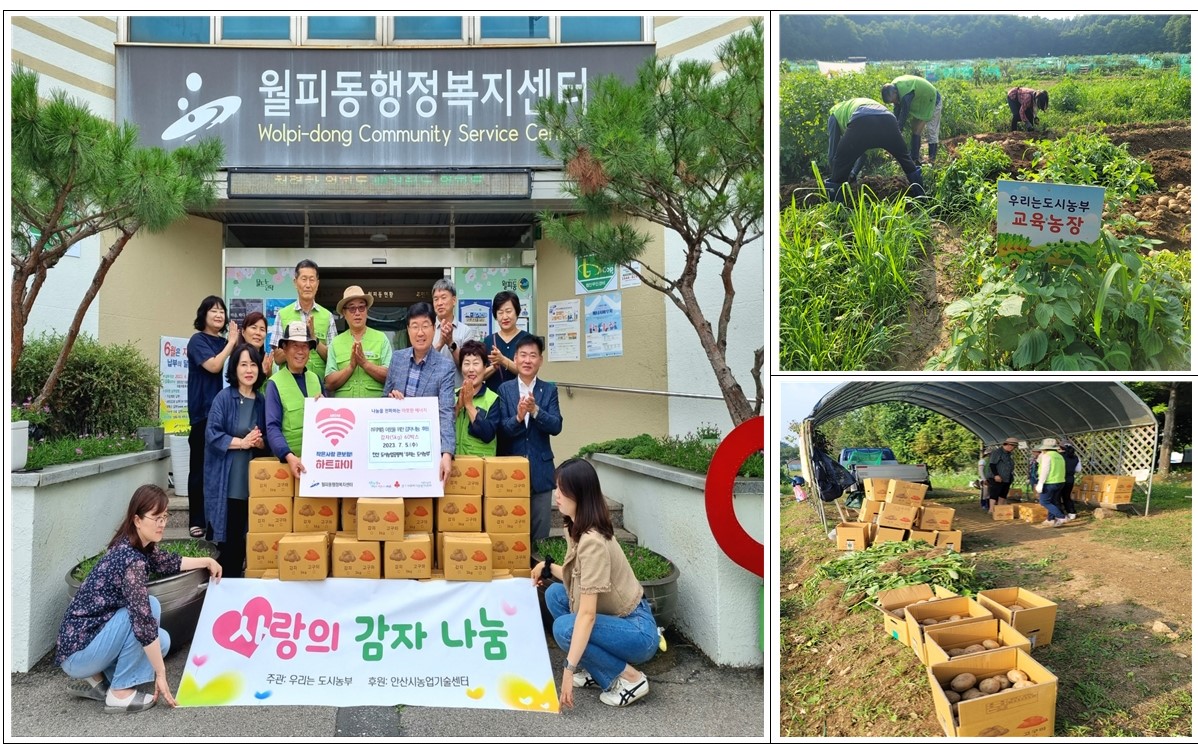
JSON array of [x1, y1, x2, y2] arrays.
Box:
[[996, 180, 1105, 258]]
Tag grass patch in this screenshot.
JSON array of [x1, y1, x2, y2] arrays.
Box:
[[72, 538, 215, 583], [534, 536, 673, 581], [25, 434, 146, 471], [578, 430, 763, 477]]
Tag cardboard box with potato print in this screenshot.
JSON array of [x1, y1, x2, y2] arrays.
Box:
[[244, 568, 279, 579], [330, 534, 382, 579], [928, 647, 1057, 737], [483, 456, 531, 498], [384, 533, 433, 579], [248, 496, 293, 532], [245, 531, 287, 571], [483, 496, 531, 534], [355, 498, 405, 541], [444, 455, 485, 495], [341, 498, 357, 532], [276, 532, 331, 581], [489, 533, 531, 571], [442, 532, 494, 582], [404, 498, 433, 532], [294, 497, 339, 533], [249, 457, 294, 498], [437, 495, 482, 532]]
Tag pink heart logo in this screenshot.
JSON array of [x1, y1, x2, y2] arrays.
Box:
[[501, 601, 517, 616], [394, 481, 400, 488], [212, 596, 273, 659], [314, 407, 356, 446], [192, 654, 208, 667]]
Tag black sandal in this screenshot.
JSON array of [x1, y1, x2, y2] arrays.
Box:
[[189, 526, 205, 538]]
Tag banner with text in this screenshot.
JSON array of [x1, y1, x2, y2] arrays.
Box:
[[176, 577, 558, 712], [159, 336, 191, 434], [299, 397, 442, 498]]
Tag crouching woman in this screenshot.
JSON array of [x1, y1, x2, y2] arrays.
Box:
[[56, 484, 222, 713], [532, 458, 660, 709]]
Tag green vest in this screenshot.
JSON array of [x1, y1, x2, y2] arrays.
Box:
[[278, 303, 333, 380], [455, 387, 499, 457], [1043, 450, 1066, 485], [893, 75, 937, 122], [831, 98, 881, 133], [271, 367, 320, 458], [329, 329, 388, 398]]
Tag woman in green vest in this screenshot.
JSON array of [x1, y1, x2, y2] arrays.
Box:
[[265, 320, 323, 479], [454, 339, 501, 456], [325, 285, 393, 398], [1033, 438, 1070, 527], [881, 75, 941, 163]]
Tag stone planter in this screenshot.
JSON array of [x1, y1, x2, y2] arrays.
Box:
[[587, 453, 764, 668], [137, 425, 165, 451], [11, 420, 29, 471], [168, 433, 190, 496], [8, 448, 170, 672], [66, 538, 219, 650]]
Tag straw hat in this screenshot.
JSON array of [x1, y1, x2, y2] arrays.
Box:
[[336, 285, 374, 315], [275, 320, 317, 349], [1037, 438, 1061, 451], [1001, 437, 1020, 446]]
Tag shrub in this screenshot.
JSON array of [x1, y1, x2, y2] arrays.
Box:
[[1021, 131, 1156, 207], [24, 434, 146, 471], [13, 333, 158, 438], [577, 428, 764, 478], [534, 537, 674, 581], [72, 538, 215, 583]]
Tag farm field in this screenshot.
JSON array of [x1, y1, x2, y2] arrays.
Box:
[[779, 477, 1193, 737], [777, 66, 1191, 371]]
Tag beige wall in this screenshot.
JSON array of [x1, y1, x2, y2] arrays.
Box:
[[99, 216, 224, 364], [534, 219, 670, 460]]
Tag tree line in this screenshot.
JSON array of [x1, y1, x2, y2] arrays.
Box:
[[780, 14, 1191, 62]]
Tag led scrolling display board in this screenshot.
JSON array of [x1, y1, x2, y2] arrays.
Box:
[[227, 169, 532, 199]]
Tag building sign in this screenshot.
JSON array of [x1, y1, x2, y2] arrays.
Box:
[[228, 170, 530, 199], [117, 45, 652, 169], [575, 254, 617, 294], [177, 578, 556, 712], [996, 180, 1104, 258]]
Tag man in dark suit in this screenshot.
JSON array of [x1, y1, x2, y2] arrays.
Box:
[[383, 302, 456, 484], [497, 335, 562, 543]]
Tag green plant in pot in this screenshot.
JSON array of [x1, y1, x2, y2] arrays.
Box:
[[535, 537, 679, 629], [66, 538, 219, 650]]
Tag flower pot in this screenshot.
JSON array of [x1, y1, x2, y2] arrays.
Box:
[[65, 539, 219, 650], [11, 420, 29, 471], [640, 561, 680, 630], [168, 434, 189, 496]]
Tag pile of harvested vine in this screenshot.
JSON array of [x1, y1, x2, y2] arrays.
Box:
[[814, 541, 984, 608]]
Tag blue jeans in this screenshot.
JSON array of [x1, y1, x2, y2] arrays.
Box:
[[1039, 484, 1068, 520], [61, 595, 170, 690], [545, 582, 659, 691]]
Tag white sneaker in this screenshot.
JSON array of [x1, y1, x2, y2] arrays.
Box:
[[573, 671, 599, 689], [599, 673, 649, 707], [1051, 518, 1067, 528], [1067, 514, 1077, 521]]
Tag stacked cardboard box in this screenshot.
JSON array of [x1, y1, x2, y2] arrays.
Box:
[[277, 531, 331, 581], [849, 484, 964, 551], [904, 596, 994, 664], [1083, 474, 1135, 506], [836, 521, 873, 551], [331, 532, 382, 578], [483, 456, 532, 571], [875, 584, 958, 646], [246, 458, 294, 576]]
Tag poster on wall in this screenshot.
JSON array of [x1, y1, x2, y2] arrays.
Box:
[[575, 254, 618, 295], [546, 299, 580, 362], [228, 298, 264, 331], [159, 336, 190, 433], [619, 261, 643, 289], [454, 267, 534, 335], [459, 299, 493, 341], [226, 268, 298, 348], [584, 292, 623, 359]]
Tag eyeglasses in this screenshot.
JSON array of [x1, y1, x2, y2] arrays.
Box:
[[142, 513, 169, 526], [344, 304, 368, 314]]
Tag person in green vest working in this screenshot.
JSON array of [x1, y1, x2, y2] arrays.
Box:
[[825, 98, 925, 204], [265, 321, 324, 479], [324, 285, 393, 398], [453, 339, 502, 456], [270, 259, 337, 381], [881, 75, 942, 164], [1033, 438, 1070, 528]]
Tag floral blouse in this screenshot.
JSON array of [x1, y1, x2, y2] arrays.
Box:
[[55, 537, 182, 665]]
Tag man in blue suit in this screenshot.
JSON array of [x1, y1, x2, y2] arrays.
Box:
[[384, 302, 457, 485], [497, 335, 562, 543]]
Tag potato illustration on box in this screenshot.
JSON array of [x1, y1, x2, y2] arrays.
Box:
[[439, 495, 482, 531], [445, 456, 486, 496], [442, 533, 493, 581], [249, 457, 293, 498], [384, 533, 432, 579], [490, 535, 532, 571], [283, 550, 301, 562], [331, 534, 381, 578], [245, 531, 286, 571], [341, 498, 358, 532], [294, 497, 338, 533], [277, 532, 330, 581], [485, 497, 531, 533], [253, 504, 269, 515], [248, 495, 292, 531], [356, 498, 405, 541], [484, 456, 531, 497]]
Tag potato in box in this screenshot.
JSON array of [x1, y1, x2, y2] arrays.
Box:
[[875, 584, 958, 647], [878, 502, 919, 530], [404, 498, 434, 532], [977, 587, 1057, 648], [340, 498, 357, 532], [489, 533, 532, 570], [294, 496, 339, 533], [248, 495, 293, 532], [245, 531, 287, 571], [835, 522, 871, 551], [874, 526, 907, 544], [277, 532, 330, 581], [484, 496, 531, 533], [924, 618, 1032, 666], [384, 533, 433, 579], [445, 455, 485, 495], [934, 530, 963, 552], [438, 494, 482, 532], [442, 532, 493, 582], [249, 457, 294, 498], [919, 504, 955, 531], [905, 596, 993, 664], [928, 647, 1057, 737], [885, 479, 928, 506], [331, 534, 381, 578], [483, 456, 531, 497], [356, 497, 405, 540]]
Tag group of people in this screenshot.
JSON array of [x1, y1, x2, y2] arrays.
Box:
[[824, 75, 1051, 204], [57, 259, 657, 712], [983, 435, 1079, 527]]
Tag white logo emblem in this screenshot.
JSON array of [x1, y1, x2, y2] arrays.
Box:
[[161, 72, 241, 142]]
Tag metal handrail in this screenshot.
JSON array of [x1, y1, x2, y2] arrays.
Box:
[[557, 381, 724, 401]]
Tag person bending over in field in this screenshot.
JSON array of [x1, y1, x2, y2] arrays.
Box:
[[825, 97, 924, 204], [1007, 87, 1049, 132]]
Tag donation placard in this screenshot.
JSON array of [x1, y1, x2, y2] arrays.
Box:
[[176, 578, 558, 712], [996, 180, 1105, 258], [299, 397, 442, 498]]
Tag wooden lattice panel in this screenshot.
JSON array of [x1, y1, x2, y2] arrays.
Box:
[[1013, 425, 1156, 496]]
